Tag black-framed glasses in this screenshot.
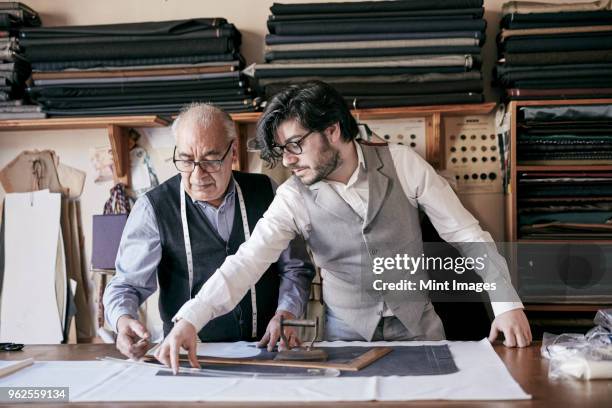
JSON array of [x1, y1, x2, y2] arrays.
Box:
[[271, 130, 314, 157], [173, 141, 233, 173]]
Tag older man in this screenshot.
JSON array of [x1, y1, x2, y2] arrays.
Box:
[[103, 103, 314, 360]]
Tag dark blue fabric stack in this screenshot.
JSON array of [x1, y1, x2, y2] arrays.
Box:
[[21, 18, 257, 117], [516, 104, 612, 239], [495, 0, 612, 100], [251, 0, 486, 108], [0, 1, 42, 119]]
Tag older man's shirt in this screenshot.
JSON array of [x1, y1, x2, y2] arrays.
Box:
[[104, 177, 314, 332]]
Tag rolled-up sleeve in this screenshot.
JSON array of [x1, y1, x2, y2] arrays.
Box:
[[103, 196, 161, 332]]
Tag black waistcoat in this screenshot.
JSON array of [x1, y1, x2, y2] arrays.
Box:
[[146, 171, 280, 341]]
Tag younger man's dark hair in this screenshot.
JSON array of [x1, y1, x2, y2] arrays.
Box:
[[256, 81, 359, 167]]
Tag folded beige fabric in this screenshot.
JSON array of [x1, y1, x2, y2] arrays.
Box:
[[500, 24, 612, 41], [503, 0, 611, 15]]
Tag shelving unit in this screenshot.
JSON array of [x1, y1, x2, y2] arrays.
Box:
[[505, 99, 612, 313], [0, 102, 497, 185]]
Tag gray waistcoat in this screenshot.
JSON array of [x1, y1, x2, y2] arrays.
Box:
[[293, 142, 445, 341]]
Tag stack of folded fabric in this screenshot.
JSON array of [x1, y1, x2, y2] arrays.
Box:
[[517, 104, 612, 164], [496, 0, 612, 100], [518, 172, 612, 239], [516, 103, 612, 238], [0, 2, 42, 119], [250, 0, 487, 108], [21, 18, 256, 117]]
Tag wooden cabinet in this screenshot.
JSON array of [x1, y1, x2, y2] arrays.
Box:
[[505, 99, 612, 313]]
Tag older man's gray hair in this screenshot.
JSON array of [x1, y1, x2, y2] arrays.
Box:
[[172, 103, 237, 142]]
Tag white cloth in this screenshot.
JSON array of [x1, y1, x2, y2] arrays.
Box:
[[0, 340, 531, 402], [175, 143, 523, 331]]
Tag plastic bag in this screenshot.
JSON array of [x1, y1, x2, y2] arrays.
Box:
[[541, 309, 612, 380]]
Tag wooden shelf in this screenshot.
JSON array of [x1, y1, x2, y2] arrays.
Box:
[[0, 115, 170, 131], [0, 102, 497, 185], [230, 102, 497, 124]]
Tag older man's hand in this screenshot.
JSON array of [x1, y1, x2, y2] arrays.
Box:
[[488, 309, 532, 348], [257, 310, 301, 352], [154, 319, 200, 374], [116, 315, 150, 360]]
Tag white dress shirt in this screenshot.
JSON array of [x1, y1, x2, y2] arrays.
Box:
[[175, 142, 523, 331]]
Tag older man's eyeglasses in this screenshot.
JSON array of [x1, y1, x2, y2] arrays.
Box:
[[271, 130, 314, 157], [173, 141, 233, 173]]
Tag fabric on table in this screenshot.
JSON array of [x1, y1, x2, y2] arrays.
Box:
[[31, 54, 238, 71], [503, 50, 612, 66], [269, 0, 484, 15], [268, 7, 485, 21], [265, 46, 481, 61], [257, 71, 482, 86], [253, 65, 467, 79], [156, 345, 458, 377], [266, 37, 479, 52], [24, 38, 236, 62], [263, 79, 483, 98], [349, 92, 483, 109], [502, 0, 610, 15], [500, 25, 612, 41], [265, 30, 482, 45], [19, 18, 227, 38], [502, 34, 612, 53], [501, 10, 612, 29], [269, 18, 486, 36]]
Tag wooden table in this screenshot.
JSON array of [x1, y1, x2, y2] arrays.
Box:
[[1, 342, 610, 407]]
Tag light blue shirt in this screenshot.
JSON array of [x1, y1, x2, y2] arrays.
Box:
[[103, 177, 315, 332]]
